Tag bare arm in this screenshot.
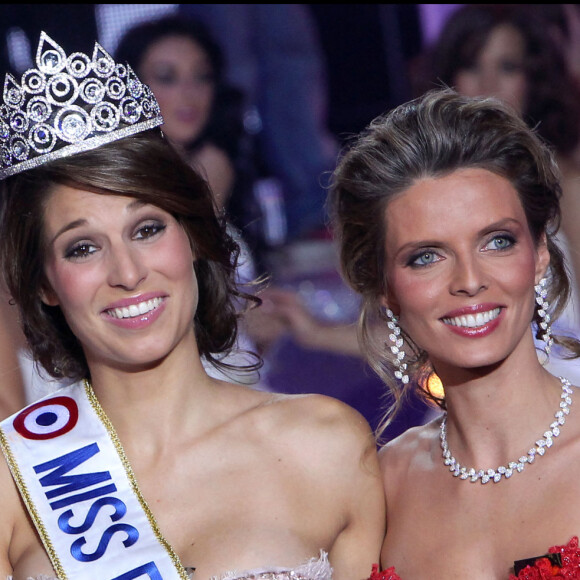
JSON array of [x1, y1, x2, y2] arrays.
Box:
[[327, 407, 386, 580], [256, 287, 364, 357], [0, 287, 26, 419], [0, 453, 20, 576], [0, 491, 12, 577]]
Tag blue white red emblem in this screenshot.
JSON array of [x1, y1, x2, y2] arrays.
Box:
[[0, 382, 189, 579]]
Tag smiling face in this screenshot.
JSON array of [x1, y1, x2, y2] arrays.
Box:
[[454, 23, 528, 115], [41, 185, 199, 372], [139, 34, 215, 148], [383, 168, 549, 375]]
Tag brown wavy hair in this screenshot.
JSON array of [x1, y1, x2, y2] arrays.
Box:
[[412, 4, 580, 155], [0, 128, 261, 381]]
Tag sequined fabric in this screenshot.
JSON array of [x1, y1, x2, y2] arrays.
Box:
[[7, 572, 194, 580], [7, 577, 58, 580], [7, 574, 193, 580], [7, 550, 332, 580], [212, 550, 332, 580]]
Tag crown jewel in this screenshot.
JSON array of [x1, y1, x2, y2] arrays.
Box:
[[0, 32, 164, 180]]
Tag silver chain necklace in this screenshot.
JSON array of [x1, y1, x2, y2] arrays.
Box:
[[440, 376, 573, 484]]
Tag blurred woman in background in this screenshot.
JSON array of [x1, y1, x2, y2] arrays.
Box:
[[413, 4, 580, 341], [115, 15, 248, 213]]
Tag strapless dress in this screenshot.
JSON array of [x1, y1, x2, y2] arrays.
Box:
[[368, 536, 580, 579], [8, 549, 333, 580]]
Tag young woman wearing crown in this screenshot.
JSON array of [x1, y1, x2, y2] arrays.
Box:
[[0, 32, 385, 580]]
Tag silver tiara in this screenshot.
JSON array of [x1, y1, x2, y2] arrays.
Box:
[[0, 32, 164, 180]]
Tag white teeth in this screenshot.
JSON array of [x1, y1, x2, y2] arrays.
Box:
[[108, 297, 162, 319], [443, 307, 501, 328]]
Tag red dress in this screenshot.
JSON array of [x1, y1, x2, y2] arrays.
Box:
[[368, 564, 401, 580], [368, 536, 580, 580]]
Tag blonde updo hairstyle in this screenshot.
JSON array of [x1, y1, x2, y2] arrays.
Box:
[[328, 88, 578, 431]]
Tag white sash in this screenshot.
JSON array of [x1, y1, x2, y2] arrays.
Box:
[[0, 380, 190, 580]]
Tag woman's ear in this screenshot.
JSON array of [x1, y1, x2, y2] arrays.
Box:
[[39, 284, 59, 307], [535, 232, 551, 284], [380, 289, 400, 317]]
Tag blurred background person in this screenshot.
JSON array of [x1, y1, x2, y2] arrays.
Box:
[[115, 16, 247, 226], [411, 4, 580, 344], [179, 4, 339, 244], [115, 15, 277, 390]]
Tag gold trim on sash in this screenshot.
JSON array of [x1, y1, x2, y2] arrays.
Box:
[[84, 380, 190, 579]]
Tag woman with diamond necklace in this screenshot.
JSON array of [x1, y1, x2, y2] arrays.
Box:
[[0, 33, 385, 579], [330, 88, 580, 579]]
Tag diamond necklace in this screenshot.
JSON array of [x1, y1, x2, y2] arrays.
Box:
[[439, 376, 573, 484]]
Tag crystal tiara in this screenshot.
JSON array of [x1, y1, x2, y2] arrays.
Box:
[[0, 32, 164, 180]]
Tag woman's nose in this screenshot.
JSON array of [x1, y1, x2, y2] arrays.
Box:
[[107, 244, 147, 290], [180, 77, 206, 96], [449, 255, 488, 297]]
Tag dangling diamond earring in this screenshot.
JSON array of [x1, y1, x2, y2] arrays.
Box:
[[535, 277, 553, 355], [385, 308, 409, 384]]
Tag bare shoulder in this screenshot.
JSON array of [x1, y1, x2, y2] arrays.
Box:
[[218, 381, 372, 432], [189, 143, 235, 208], [255, 392, 378, 471], [216, 381, 378, 476], [190, 143, 233, 183], [268, 391, 374, 441], [378, 415, 441, 484], [191, 142, 232, 171], [0, 442, 19, 512]]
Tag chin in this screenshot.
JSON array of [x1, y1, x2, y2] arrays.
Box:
[[110, 343, 173, 367], [166, 126, 199, 147], [113, 354, 169, 373], [178, 131, 201, 145], [432, 349, 508, 374]]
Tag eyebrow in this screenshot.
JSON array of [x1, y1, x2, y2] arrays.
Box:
[[48, 198, 147, 245], [476, 217, 522, 236]]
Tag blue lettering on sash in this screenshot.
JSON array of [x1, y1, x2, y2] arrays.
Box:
[[49, 482, 118, 510], [30, 441, 166, 571], [34, 443, 113, 507], [58, 497, 127, 534], [32, 442, 144, 563], [111, 561, 163, 580], [70, 522, 139, 562]]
